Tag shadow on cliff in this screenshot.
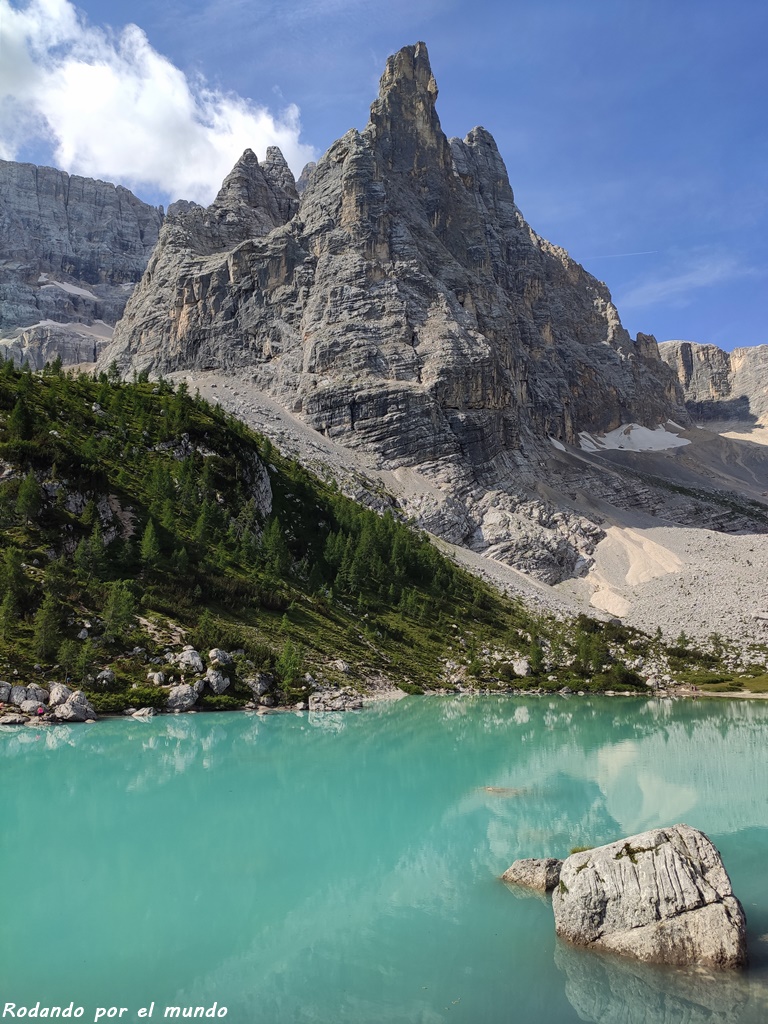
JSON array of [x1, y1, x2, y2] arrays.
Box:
[[688, 395, 758, 425]]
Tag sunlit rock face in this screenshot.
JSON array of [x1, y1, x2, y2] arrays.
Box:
[[0, 158, 163, 364], [101, 43, 693, 581], [104, 43, 684, 461], [659, 340, 768, 425]]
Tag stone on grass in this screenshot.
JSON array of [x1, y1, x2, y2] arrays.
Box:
[[167, 684, 197, 711], [19, 699, 44, 715], [0, 681, 10, 703], [502, 857, 563, 892], [48, 682, 72, 708], [205, 667, 230, 694], [177, 648, 204, 674], [552, 824, 747, 968], [54, 690, 97, 723], [208, 648, 233, 667], [244, 673, 273, 697]]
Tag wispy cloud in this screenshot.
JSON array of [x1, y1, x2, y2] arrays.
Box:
[[0, 0, 317, 203], [617, 252, 763, 310]]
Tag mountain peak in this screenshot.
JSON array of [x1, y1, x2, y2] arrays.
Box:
[[368, 41, 449, 176], [377, 42, 437, 104]]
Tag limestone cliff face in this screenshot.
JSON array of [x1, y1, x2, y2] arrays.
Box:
[[105, 44, 684, 463], [101, 44, 692, 581], [0, 158, 163, 363], [659, 340, 768, 424]]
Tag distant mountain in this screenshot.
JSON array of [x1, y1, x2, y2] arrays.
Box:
[[659, 340, 768, 428], [0, 159, 162, 367]]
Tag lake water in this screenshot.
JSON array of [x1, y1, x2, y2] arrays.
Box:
[[2, 696, 768, 1024]]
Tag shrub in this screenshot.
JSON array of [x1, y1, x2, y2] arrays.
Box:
[[126, 685, 168, 710], [84, 692, 133, 714], [397, 682, 424, 695], [197, 693, 242, 711]]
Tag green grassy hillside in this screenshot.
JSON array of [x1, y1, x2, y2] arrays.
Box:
[[0, 360, 711, 712]]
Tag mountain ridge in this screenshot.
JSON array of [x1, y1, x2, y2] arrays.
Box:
[[0, 157, 163, 368]]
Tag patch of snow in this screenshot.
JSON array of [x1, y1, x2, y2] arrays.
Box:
[[1, 319, 114, 342], [579, 423, 691, 453], [38, 274, 99, 300], [549, 437, 566, 452]]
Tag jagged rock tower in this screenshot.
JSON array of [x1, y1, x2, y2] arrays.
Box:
[[104, 44, 683, 458], [102, 44, 689, 579]]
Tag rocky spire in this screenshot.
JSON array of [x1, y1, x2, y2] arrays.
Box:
[[367, 42, 453, 177], [296, 161, 317, 195], [262, 146, 299, 221], [174, 147, 301, 254]]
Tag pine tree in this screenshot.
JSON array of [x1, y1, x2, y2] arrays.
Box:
[[262, 518, 290, 575], [0, 546, 27, 603], [0, 590, 17, 647], [57, 638, 79, 682], [88, 522, 106, 579], [7, 398, 32, 440], [15, 471, 41, 524], [32, 594, 62, 662], [102, 581, 136, 642], [140, 520, 161, 568]]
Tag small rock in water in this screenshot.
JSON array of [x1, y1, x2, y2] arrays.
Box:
[[502, 858, 563, 892]]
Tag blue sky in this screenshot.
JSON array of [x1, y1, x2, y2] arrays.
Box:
[[1, 0, 766, 349]]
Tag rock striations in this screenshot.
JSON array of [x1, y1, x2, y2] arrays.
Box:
[[102, 46, 683, 462], [99, 43, 694, 581], [0, 159, 163, 366], [552, 825, 747, 969]]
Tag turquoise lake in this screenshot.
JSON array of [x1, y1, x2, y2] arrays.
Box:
[[2, 696, 768, 1023]]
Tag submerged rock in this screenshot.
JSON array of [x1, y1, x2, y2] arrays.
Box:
[[552, 824, 747, 969], [502, 857, 562, 892]]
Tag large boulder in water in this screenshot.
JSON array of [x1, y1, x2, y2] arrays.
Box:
[[552, 824, 747, 969]]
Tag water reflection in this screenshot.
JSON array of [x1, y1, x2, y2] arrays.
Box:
[[2, 697, 768, 1022], [556, 941, 768, 1024]]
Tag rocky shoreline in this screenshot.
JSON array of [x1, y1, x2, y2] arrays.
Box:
[[1, 673, 762, 729]]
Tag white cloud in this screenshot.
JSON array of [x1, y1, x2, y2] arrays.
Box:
[[0, 0, 317, 203], [618, 252, 762, 310]]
